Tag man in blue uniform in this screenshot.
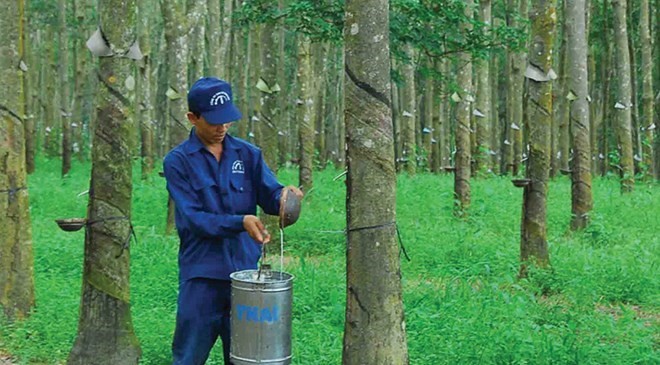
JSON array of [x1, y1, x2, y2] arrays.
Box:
[[163, 77, 302, 365]]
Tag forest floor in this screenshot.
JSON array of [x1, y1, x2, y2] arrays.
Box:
[[0, 352, 15, 365], [1, 158, 658, 364]]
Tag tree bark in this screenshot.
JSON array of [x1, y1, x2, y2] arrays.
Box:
[[0, 0, 35, 321], [23, 5, 35, 174], [490, 32, 501, 173], [422, 56, 434, 171], [475, 0, 492, 175], [248, 25, 261, 144], [44, 29, 58, 158], [556, 0, 570, 176], [611, 0, 635, 192], [162, 0, 190, 234], [506, 0, 527, 176], [233, 1, 249, 139], [257, 21, 281, 170], [639, 0, 654, 177], [207, 0, 233, 79], [431, 59, 443, 173], [137, 0, 153, 179], [313, 42, 328, 169], [626, 0, 642, 175], [655, 0, 660, 180], [297, 36, 314, 192], [567, 0, 593, 231], [187, 0, 206, 81], [400, 43, 416, 175], [520, 0, 557, 275], [454, 0, 474, 216], [343, 2, 409, 364], [59, 0, 72, 176], [67, 1, 141, 363]]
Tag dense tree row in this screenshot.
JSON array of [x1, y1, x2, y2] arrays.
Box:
[[15, 0, 658, 189]]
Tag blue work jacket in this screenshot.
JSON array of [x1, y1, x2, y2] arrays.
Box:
[[163, 130, 283, 282]]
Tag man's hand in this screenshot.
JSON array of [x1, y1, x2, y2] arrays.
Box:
[[243, 215, 271, 244]]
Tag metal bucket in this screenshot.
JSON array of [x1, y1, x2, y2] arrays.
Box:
[[230, 269, 294, 364]]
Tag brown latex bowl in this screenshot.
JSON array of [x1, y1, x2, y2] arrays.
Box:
[[511, 178, 531, 188], [55, 218, 87, 232], [279, 187, 302, 229]]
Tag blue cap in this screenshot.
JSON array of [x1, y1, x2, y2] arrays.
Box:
[[187, 77, 242, 125]]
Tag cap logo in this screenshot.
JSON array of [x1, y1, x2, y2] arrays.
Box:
[[210, 91, 231, 106]]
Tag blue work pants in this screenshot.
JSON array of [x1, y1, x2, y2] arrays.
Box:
[[172, 278, 232, 365]]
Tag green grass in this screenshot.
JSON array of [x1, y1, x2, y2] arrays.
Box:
[[1, 157, 658, 364]]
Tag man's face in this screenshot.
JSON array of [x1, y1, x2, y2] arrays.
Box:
[[187, 112, 233, 146]]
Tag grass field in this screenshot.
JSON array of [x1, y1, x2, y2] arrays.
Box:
[[1, 157, 658, 364]]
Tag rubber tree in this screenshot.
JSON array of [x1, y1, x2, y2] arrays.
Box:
[[137, 0, 154, 179], [611, 0, 635, 192], [567, 0, 593, 230], [59, 0, 72, 176], [504, 0, 527, 176], [67, 0, 141, 363], [342, 0, 409, 363], [639, 0, 654, 176], [474, 0, 492, 175], [454, 0, 474, 217], [297, 35, 314, 193], [0, 0, 35, 321], [399, 42, 416, 175], [520, 0, 557, 276], [162, 0, 190, 234]]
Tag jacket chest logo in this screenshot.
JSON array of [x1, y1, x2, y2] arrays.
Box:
[[232, 160, 245, 174]]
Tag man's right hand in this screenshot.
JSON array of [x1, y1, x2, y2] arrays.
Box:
[[243, 215, 271, 244]]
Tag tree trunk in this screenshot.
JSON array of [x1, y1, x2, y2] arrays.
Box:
[[207, 0, 233, 78], [507, 0, 527, 176], [337, 46, 346, 171], [400, 43, 416, 175], [138, 0, 153, 179], [520, 0, 557, 276], [297, 36, 314, 192], [454, 0, 474, 216], [422, 56, 434, 171], [154, 46, 169, 159], [187, 0, 206, 81], [0, 0, 35, 321], [162, 0, 190, 234], [598, 3, 612, 176], [611, 0, 635, 192], [639, 0, 654, 177], [391, 59, 401, 172], [440, 58, 451, 171], [67, 1, 141, 363], [313, 42, 328, 169], [431, 59, 442, 173], [626, 0, 642, 175], [343, 1, 409, 363], [72, 0, 90, 162], [257, 21, 280, 169], [59, 0, 72, 176], [567, 0, 593, 231], [23, 6, 35, 174], [233, 1, 249, 139], [556, 0, 570, 176], [248, 25, 261, 144], [219, 0, 234, 79], [655, 0, 660, 180], [491, 42, 502, 173], [44, 29, 59, 158], [475, 0, 492, 175], [588, 0, 600, 175]]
